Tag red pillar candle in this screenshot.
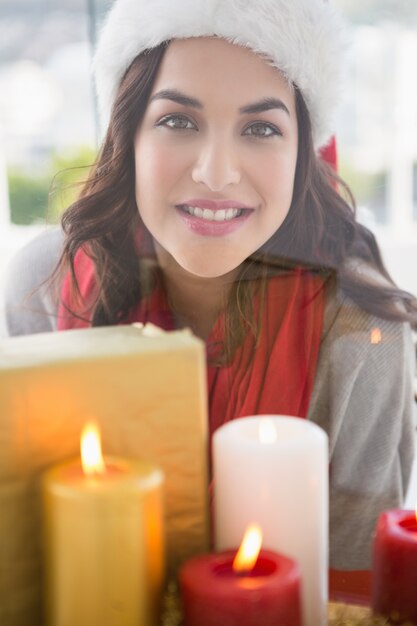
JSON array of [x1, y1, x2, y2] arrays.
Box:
[[372, 509, 417, 624], [179, 543, 301, 626]]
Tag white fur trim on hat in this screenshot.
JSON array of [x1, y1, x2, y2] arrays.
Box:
[[93, 0, 349, 149]]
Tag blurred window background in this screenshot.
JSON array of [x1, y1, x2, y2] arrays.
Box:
[[1, 0, 417, 293], [0, 0, 110, 293], [334, 0, 417, 295]]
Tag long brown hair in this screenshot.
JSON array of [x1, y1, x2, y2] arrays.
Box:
[[55, 42, 417, 350]]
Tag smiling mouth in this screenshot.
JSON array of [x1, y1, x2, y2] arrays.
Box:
[[177, 205, 249, 221]]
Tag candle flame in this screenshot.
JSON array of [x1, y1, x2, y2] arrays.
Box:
[[81, 422, 106, 476], [371, 328, 382, 344], [258, 418, 277, 444], [232, 524, 263, 574]]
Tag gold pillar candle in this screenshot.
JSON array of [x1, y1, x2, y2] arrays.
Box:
[[42, 423, 165, 626], [0, 324, 208, 626]]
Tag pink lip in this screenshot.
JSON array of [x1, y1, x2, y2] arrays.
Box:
[[178, 198, 254, 211], [175, 206, 253, 237]]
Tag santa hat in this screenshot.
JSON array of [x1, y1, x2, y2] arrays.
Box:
[[93, 0, 349, 150]]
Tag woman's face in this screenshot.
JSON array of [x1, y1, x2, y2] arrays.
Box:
[[134, 37, 298, 278]]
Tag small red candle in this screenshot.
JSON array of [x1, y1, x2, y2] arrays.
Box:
[[372, 509, 417, 624], [179, 525, 302, 626]]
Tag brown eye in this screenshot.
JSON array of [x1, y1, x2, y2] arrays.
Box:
[[243, 122, 281, 138], [156, 114, 197, 130]]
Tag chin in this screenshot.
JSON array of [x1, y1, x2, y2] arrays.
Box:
[[179, 256, 243, 279]]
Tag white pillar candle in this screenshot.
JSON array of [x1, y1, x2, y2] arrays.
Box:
[[213, 415, 328, 626]]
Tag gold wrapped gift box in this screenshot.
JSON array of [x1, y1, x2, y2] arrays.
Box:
[[0, 324, 209, 626]]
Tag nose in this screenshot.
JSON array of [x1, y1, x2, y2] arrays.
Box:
[[191, 135, 241, 191]]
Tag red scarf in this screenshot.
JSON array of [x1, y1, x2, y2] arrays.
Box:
[[206, 270, 324, 438], [58, 249, 324, 435]]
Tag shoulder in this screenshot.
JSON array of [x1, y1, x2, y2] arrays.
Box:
[[2, 227, 64, 336], [322, 262, 413, 348], [311, 264, 414, 456]]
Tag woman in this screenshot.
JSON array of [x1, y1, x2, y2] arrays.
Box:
[[4, 0, 416, 571]]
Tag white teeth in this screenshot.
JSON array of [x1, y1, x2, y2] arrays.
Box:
[[226, 208, 238, 220], [214, 210, 227, 221], [182, 205, 243, 221]]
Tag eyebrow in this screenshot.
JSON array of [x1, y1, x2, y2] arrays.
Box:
[[150, 89, 203, 109], [239, 97, 290, 116], [150, 90, 290, 116]]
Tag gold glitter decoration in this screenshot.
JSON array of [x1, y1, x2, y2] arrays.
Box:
[[161, 580, 183, 626], [328, 601, 387, 625]]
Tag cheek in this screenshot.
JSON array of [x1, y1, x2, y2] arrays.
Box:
[[136, 144, 174, 191], [135, 137, 188, 205], [255, 152, 297, 208]]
